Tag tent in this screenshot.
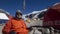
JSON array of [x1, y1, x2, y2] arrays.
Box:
[[43, 3, 60, 30]]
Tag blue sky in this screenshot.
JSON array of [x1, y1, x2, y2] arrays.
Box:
[[0, 0, 60, 16]]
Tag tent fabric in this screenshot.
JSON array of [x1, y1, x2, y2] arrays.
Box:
[[43, 8, 60, 30]]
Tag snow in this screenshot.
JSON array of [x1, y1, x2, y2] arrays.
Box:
[[22, 9, 47, 20], [32, 9, 47, 14], [53, 2, 60, 6], [22, 14, 27, 20], [32, 9, 47, 18], [0, 13, 9, 20]]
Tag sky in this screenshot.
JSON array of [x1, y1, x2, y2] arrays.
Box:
[[0, 0, 60, 16]]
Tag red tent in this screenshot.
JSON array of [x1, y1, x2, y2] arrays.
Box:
[[43, 4, 60, 30]]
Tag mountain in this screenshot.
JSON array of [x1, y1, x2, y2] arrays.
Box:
[[0, 9, 9, 20], [0, 9, 9, 24], [22, 9, 48, 20]]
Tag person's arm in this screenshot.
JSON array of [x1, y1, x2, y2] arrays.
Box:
[[2, 20, 11, 34], [22, 20, 29, 32]]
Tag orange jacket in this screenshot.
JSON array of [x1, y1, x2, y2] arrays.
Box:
[[2, 18, 29, 34]]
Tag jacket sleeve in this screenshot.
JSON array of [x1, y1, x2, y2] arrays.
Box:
[[22, 21, 29, 33], [2, 20, 11, 34]]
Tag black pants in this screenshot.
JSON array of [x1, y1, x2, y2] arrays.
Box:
[[9, 30, 16, 34]]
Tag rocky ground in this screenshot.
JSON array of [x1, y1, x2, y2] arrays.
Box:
[[0, 24, 4, 34]]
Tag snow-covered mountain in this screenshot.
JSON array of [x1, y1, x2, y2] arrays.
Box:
[[53, 2, 60, 6], [32, 9, 47, 14], [0, 9, 10, 24], [0, 9, 9, 20], [0, 13, 9, 20], [32, 9, 47, 18], [23, 3, 60, 19], [23, 9, 48, 20]]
